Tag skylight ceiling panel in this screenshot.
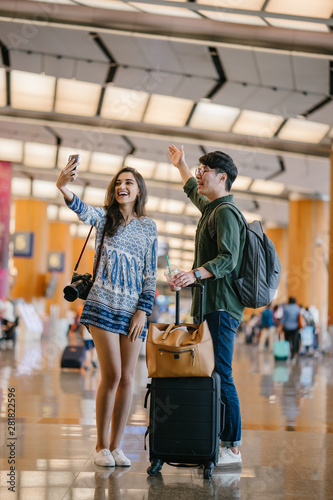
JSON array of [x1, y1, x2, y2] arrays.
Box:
[[24, 142, 57, 168], [154, 162, 184, 183], [135, 38, 184, 74], [83, 187, 106, 206], [125, 156, 156, 178], [212, 82, 257, 108], [0, 69, 6, 107], [190, 102, 240, 132], [0, 138, 23, 163], [293, 57, 329, 94], [241, 87, 291, 114], [197, 0, 267, 26], [250, 179, 285, 195], [143, 95, 194, 127], [266, 18, 329, 32], [11, 71, 56, 112], [11, 52, 42, 74], [75, 60, 109, 85], [254, 51, 293, 90], [90, 152, 123, 174], [58, 147, 91, 172], [216, 47, 261, 85], [196, 0, 265, 7], [173, 76, 218, 101], [113, 67, 183, 97], [232, 110, 284, 138], [55, 79, 101, 117], [100, 86, 149, 122], [308, 100, 333, 126], [278, 92, 328, 119], [32, 180, 58, 199], [265, 0, 333, 18], [29, 0, 75, 4], [129, 2, 201, 18], [198, 11, 266, 26], [79, 0, 139, 11], [12, 177, 31, 197], [278, 118, 330, 143], [170, 42, 218, 79]]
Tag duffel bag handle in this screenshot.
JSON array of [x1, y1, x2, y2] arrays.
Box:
[[176, 283, 204, 325]]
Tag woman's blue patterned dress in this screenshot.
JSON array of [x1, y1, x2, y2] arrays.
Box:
[[66, 195, 158, 339]]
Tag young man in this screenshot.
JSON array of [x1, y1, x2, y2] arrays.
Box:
[[168, 144, 246, 467]]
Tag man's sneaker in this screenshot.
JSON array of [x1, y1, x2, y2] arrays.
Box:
[[217, 448, 242, 467], [111, 448, 131, 466], [94, 449, 115, 467]]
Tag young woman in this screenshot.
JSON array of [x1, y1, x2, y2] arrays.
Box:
[[56, 157, 158, 467]]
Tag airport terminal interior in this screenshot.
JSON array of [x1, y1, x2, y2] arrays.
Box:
[[1, 0, 333, 498]]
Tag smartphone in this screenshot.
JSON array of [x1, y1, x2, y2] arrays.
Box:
[[68, 154, 80, 168]]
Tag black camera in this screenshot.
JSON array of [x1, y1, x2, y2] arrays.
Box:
[[63, 272, 93, 302]]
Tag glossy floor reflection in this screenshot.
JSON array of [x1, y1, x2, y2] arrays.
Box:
[[0, 329, 333, 499]]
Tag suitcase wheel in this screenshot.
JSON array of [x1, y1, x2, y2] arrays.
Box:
[[203, 463, 214, 480], [147, 459, 163, 476]]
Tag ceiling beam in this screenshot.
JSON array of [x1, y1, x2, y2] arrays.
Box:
[[0, 110, 330, 159], [0, 1, 332, 57]]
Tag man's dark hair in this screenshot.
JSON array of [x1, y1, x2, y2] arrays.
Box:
[[199, 151, 238, 192]]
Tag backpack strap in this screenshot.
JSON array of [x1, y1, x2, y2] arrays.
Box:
[[207, 202, 247, 281], [207, 201, 247, 241]]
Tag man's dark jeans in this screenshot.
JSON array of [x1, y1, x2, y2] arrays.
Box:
[[205, 310, 241, 447]]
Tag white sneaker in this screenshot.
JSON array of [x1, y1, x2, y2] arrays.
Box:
[[94, 449, 115, 467], [111, 448, 131, 466], [217, 448, 242, 467]]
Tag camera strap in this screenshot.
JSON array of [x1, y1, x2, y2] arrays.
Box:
[[74, 226, 106, 281], [92, 227, 106, 280], [74, 226, 93, 272]]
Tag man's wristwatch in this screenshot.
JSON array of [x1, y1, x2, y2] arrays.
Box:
[[193, 269, 202, 281]]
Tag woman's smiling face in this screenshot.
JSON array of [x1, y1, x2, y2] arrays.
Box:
[[114, 171, 140, 207]]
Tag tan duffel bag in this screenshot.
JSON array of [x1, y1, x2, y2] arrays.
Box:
[[146, 320, 214, 378]]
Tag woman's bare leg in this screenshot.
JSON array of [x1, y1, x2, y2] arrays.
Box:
[[90, 325, 121, 452], [109, 334, 142, 451]]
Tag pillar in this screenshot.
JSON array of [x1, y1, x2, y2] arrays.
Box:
[[288, 198, 329, 321], [328, 149, 333, 326], [0, 161, 11, 299], [46, 222, 73, 317], [12, 199, 49, 302]]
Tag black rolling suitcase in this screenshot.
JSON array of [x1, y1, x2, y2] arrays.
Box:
[[144, 284, 221, 479], [61, 345, 85, 368]]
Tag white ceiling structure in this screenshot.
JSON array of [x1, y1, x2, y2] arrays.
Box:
[[0, 0, 332, 271]]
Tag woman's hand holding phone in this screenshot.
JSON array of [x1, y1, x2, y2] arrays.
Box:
[[55, 154, 80, 202], [67, 154, 80, 182]]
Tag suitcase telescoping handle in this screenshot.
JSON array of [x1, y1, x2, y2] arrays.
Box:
[[175, 283, 204, 325]]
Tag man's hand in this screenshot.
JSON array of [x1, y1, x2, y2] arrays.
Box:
[[168, 144, 193, 186], [173, 270, 196, 288], [168, 144, 186, 169]]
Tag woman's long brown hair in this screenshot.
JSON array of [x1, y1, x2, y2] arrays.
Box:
[[104, 167, 147, 237]]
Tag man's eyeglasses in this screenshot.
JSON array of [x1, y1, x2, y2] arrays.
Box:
[[195, 166, 226, 178], [195, 166, 210, 176]]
